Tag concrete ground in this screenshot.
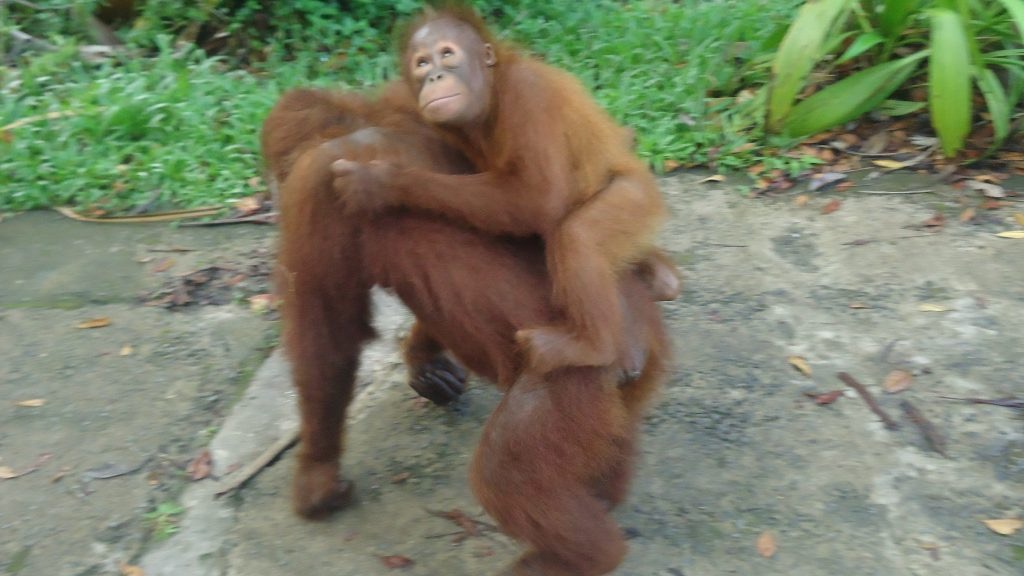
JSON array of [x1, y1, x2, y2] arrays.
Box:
[[1, 173, 1022, 576]]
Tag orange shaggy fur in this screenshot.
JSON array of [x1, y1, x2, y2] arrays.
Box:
[[263, 81, 669, 575]]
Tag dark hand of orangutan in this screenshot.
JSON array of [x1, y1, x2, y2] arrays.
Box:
[[409, 355, 468, 406], [331, 158, 397, 213]]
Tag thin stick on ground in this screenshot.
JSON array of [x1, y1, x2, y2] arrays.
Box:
[[214, 430, 299, 497], [900, 400, 949, 458], [939, 396, 1024, 409], [837, 372, 901, 430], [855, 189, 934, 195]]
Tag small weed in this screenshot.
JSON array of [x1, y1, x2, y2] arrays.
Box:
[[144, 501, 185, 541]]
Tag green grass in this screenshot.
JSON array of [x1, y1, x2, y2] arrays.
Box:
[[0, 0, 803, 213]]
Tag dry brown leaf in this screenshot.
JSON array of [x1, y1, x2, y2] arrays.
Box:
[[249, 293, 279, 313], [981, 199, 1009, 210], [872, 159, 907, 170], [788, 356, 812, 377], [918, 303, 950, 312], [808, 172, 846, 192], [756, 531, 777, 558], [391, 472, 411, 484], [793, 194, 810, 207], [76, 317, 112, 329], [247, 176, 262, 189], [50, 466, 71, 483], [16, 398, 46, 407], [1013, 213, 1024, 227], [861, 131, 890, 155], [380, 555, 414, 569], [235, 195, 262, 215], [120, 564, 145, 576], [882, 370, 913, 394], [974, 174, 1002, 183], [996, 230, 1024, 239], [698, 175, 726, 184], [663, 159, 681, 172], [186, 448, 212, 481], [959, 208, 975, 222], [151, 258, 175, 273], [982, 518, 1023, 536], [965, 180, 1005, 198], [821, 199, 841, 215], [837, 132, 860, 146], [922, 213, 945, 228], [119, 344, 134, 356], [0, 466, 17, 479], [443, 508, 479, 537], [848, 302, 871, 309], [812, 390, 844, 405]]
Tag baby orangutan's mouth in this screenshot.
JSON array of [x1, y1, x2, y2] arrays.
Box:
[[424, 93, 461, 109]]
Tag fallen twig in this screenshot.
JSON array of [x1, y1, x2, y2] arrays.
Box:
[[77, 455, 150, 495], [837, 372, 900, 430], [425, 507, 499, 543], [834, 149, 904, 157], [842, 234, 932, 246], [855, 189, 934, 195], [55, 206, 222, 223], [147, 246, 197, 253], [939, 396, 1023, 410], [9, 28, 55, 51], [179, 212, 278, 226], [900, 400, 949, 458], [214, 430, 298, 497], [0, 453, 52, 480]]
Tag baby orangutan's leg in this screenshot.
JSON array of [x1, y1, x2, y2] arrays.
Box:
[[517, 172, 666, 373]]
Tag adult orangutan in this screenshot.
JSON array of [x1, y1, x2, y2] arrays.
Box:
[[263, 83, 669, 574], [331, 5, 681, 375]]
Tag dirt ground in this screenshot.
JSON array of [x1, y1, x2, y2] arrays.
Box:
[[2, 172, 1023, 576]]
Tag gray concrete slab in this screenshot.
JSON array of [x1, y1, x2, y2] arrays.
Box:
[[3, 173, 1024, 576]]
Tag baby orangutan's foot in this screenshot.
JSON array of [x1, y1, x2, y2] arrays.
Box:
[[516, 325, 617, 373], [635, 249, 683, 301]]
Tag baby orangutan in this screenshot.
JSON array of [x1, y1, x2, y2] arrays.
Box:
[[333, 5, 680, 375]]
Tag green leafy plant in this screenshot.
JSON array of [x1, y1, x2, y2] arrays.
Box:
[[2, 1, 806, 212], [766, 0, 1024, 156], [144, 501, 185, 540]]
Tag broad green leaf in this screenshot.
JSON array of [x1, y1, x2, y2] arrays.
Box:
[[877, 99, 927, 116], [879, 0, 920, 38], [929, 9, 972, 157], [837, 32, 885, 64], [975, 66, 1011, 148], [767, 0, 853, 133], [823, 30, 858, 57], [782, 52, 926, 138], [994, 0, 1024, 43]]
